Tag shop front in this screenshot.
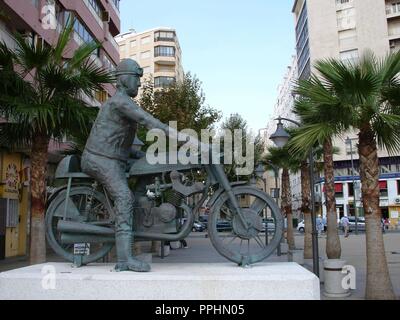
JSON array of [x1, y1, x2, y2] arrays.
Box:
[[388, 206, 400, 230], [0, 152, 29, 260]]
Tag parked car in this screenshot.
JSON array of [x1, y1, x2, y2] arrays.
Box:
[[262, 218, 275, 232], [297, 219, 328, 233], [192, 221, 206, 232], [216, 220, 232, 232], [339, 216, 366, 232]]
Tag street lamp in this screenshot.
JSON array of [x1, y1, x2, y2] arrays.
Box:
[[270, 117, 320, 277], [269, 118, 291, 148], [345, 137, 359, 235]]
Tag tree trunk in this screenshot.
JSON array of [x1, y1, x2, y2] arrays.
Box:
[[29, 133, 50, 265], [282, 168, 295, 250], [323, 138, 341, 259], [358, 127, 395, 300], [301, 162, 312, 259]]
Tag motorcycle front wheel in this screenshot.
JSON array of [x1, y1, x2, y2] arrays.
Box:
[[208, 186, 284, 266]]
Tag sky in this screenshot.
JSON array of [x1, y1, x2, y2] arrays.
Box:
[[120, 0, 296, 132]]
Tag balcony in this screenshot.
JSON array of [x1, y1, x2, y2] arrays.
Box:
[[387, 4, 400, 19], [109, 0, 120, 15], [154, 56, 176, 66], [83, 0, 104, 28], [107, 31, 119, 52]]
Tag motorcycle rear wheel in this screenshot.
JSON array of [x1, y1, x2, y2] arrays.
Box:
[[208, 186, 283, 266], [45, 186, 114, 265]]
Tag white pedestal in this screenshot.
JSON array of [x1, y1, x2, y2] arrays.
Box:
[[0, 262, 320, 300]]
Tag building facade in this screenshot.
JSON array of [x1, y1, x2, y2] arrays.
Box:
[[0, 0, 121, 102], [0, 0, 121, 259], [292, 0, 400, 227], [115, 27, 184, 92], [263, 55, 302, 219]]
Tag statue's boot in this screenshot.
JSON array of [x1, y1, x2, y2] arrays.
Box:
[[115, 231, 151, 272]]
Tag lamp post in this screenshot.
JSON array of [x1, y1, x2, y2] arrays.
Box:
[[254, 162, 281, 248], [270, 117, 320, 277], [345, 137, 359, 235]]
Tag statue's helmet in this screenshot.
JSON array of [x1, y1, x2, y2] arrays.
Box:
[[114, 59, 143, 77]]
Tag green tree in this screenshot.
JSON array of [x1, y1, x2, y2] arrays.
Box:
[[264, 146, 300, 250], [220, 113, 263, 181], [138, 73, 221, 140], [289, 52, 400, 299], [0, 21, 113, 264], [289, 76, 344, 261]]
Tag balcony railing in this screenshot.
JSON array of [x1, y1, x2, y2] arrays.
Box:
[[83, 0, 103, 28], [109, 0, 120, 14], [107, 32, 119, 52]]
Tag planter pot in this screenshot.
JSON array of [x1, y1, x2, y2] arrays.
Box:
[[280, 242, 289, 254], [169, 241, 181, 250], [323, 259, 351, 298], [288, 249, 304, 265]]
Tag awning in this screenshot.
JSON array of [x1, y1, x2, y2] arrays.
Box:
[[379, 181, 387, 190]]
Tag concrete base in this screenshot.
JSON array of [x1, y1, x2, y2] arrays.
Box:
[[0, 262, 320, 300], [323, 259, 351, 298]]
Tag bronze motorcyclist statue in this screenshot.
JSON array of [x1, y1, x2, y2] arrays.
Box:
[[82, 59, 174, 272], [46, 59, 284, 269]]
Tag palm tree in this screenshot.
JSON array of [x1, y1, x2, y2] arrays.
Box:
[[290, 51, 400, 299], [289, 76, 344, 260], [0, 20, 113, 264], [265, 146, 300, 250]]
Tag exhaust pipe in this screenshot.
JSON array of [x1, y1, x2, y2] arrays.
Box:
[[60, 233, 115, 244], [58, 220, 114, 236]]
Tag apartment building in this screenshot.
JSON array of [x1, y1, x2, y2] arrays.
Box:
[[0, 0, 121, 102], [291, 0, 400, 226], [115, 27, 184, 91], [262, 55, 303, 218], [0, 0, 121, 260]]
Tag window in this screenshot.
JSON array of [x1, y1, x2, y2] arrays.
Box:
[[130, 54, 137, 60], [6, 199, 19, 228], [88, 0, 102, 18], [339, 29, 357, 49], [143, 66, 151, 74], [154, 46, 175, 57], [379, 181, 388, 197], [95, 90, 108, 103], [102, 54, 116, 71], [154, 31, 175, 42], [335, 183, 344, 198], [348, 182, 354, 197], [141, 51, 151, 59], [141, 36, 151, 44], [388, 2, 400, 14], [154, 76, 176, 88], [397, 180, 400, 195], [73, 18, 95, 43], [112, 0, 120, 10], [130, 40, 136, 48], [340, 49, 359, 64], [337, 7, 356, 31]]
